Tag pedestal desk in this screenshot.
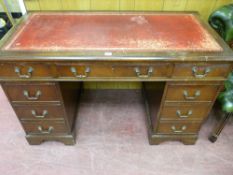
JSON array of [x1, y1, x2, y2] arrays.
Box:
[[0, 12, 232, 145]]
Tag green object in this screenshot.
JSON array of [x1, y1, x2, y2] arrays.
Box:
[[218, 73, 233, 113], [209, 4, 233, 43], [209, 4, 233, 113]]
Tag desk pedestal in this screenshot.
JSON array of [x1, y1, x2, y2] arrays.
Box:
[[2, 82, 80, 145], [144, 82, 222, 145]]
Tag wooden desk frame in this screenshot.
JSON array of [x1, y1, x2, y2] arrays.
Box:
[[0, 12, 232, 145]]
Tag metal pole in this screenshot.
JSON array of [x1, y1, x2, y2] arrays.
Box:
[[0, 0, 15, 26]]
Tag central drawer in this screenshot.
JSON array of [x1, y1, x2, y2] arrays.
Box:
[[113, 63, 173, 78]]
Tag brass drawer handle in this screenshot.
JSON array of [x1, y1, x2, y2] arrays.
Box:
[[171, 125, 187, 133], [176, 110, 192, 118], [183, 90, 200, 100], [37, 126, 54, 134], [23, 90, 41, 100], [15, 66, 33, 79], [31, 110, 48, 118], [134, 67, 153, 78], [192, 66, 211, 78], [70, 67, 90, 78]]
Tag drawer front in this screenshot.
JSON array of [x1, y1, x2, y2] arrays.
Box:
[[56, 63, 113, 78], [22, 121, 69, 134], [157, 122, 201, 134], [160, 104, 211, 120], [165, 85, 219, 102], [14, 104, 65, 120], [172, 63, 230, 79], [4, 83, 61, 102], [113, 63, 173, 78], [0, 63, 53, 79]]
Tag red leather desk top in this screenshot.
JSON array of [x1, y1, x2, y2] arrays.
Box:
[[3, 13, 222, 52]]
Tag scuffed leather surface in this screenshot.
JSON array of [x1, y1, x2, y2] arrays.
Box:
[[4, 13, 222, 52]]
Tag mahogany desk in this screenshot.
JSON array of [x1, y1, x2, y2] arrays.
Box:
[[0, 12, 232, 145]]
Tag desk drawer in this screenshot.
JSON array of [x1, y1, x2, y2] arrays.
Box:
[[160, 103, 211, 120], [56, 63, 113, 78], [172, 63, 230, 79], [14, 104, 65, 120], [157, 121, 201, 134], [4, 83, 61, 102], [0, 63, 53, 79], [113, 63, 173, 78], [22, 121, 69, 134], [165, 84, 219, 102]]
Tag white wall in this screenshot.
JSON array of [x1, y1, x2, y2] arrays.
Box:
[[0, 0, 22, 12]]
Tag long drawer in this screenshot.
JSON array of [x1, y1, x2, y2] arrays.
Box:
[[3, 83, 61, 102], [0, 62, 231, 81]]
